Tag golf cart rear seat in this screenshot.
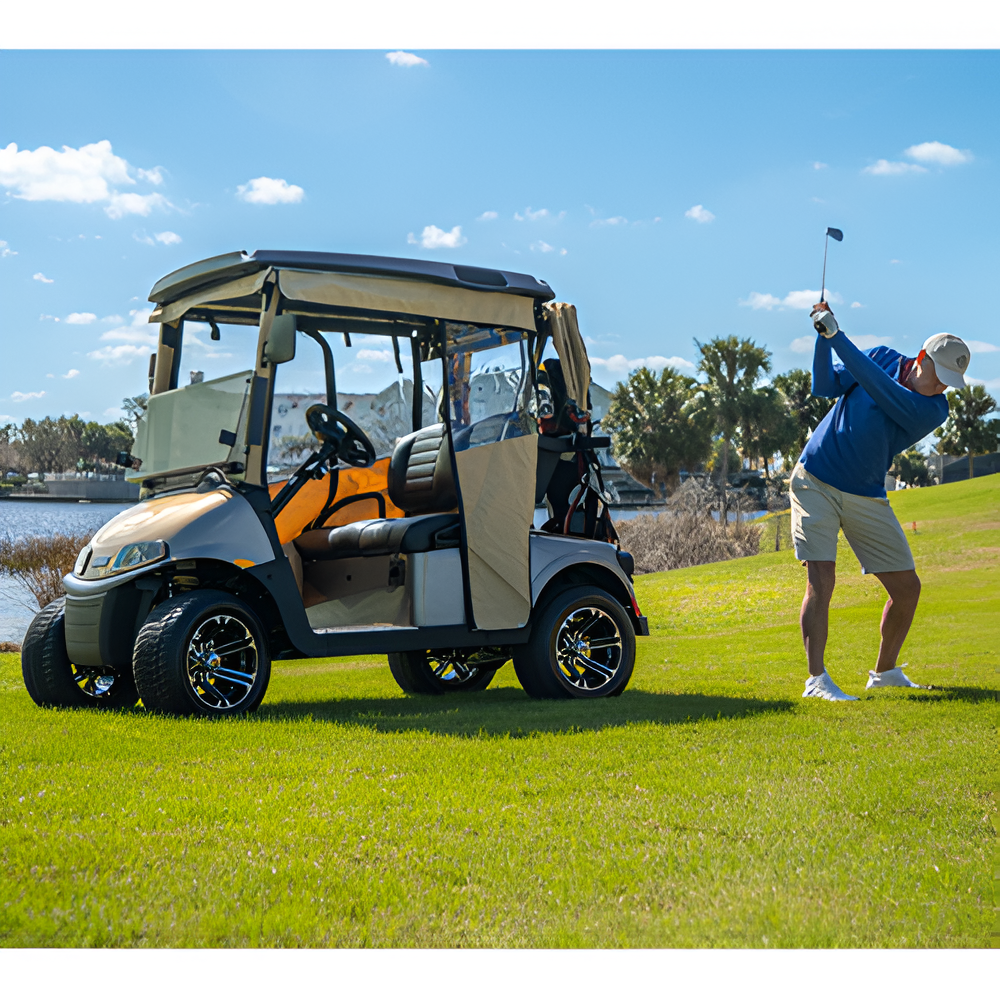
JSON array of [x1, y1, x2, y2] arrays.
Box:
[[294, 423, 460, 561]]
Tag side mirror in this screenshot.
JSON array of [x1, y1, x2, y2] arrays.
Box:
[[263, 314, 297, 365]]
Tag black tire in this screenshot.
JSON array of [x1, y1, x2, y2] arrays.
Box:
[[387, 648, 504, 695], [21, 597, 139, 710], [133, 589, 270, 717], [513, 586, 635, 699]]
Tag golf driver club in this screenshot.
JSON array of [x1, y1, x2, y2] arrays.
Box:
[[814, 226, 843, 335]]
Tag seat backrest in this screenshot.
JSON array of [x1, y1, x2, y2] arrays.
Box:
[[387, 423, 458, 515]]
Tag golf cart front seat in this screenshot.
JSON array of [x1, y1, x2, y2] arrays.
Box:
[[294, 423, 460, 561]]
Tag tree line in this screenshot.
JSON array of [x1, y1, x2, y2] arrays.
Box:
[[0, 416, 134, 476], [602, 335, 1000, 494]]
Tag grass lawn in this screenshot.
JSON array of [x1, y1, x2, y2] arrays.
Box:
[[1, 476, 996, 948]]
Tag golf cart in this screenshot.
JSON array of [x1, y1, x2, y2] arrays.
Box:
[[21, 250, 648, 717]]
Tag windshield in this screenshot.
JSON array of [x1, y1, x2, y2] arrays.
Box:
[[130, 370, 251, 482]]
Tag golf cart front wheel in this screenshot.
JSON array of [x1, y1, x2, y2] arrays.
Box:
[[21, 597, 139, 710], [132, 589, 270, 717], [513, 586, 635, 699], [387, 647, 505, 695]]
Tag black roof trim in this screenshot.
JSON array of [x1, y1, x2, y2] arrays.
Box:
[[148, 249, 555, 306]]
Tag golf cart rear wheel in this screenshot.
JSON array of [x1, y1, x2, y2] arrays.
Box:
[[513, 586, 635, 699], [388, 648, 502, 695], [133, 589, 270, 717], [21, 597, 139, 710]]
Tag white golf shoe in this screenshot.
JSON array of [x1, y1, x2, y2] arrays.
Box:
[[803, 671, 858, 701], [866, 664, 927, 689]]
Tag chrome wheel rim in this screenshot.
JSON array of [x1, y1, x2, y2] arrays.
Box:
[[70, 664, 118, 699], [427, 649, 479, 686], [186, 614, 258, 710], [554, 606, 623, 691]]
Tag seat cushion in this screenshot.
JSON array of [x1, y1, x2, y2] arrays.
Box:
[[294, 513, 460, 561]]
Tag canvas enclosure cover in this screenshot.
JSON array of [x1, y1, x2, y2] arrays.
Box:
[[279, 269, 537, 331], [544, 302, 591, 410]]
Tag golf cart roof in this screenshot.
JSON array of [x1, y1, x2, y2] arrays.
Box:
[[147, 250, 555, 333]]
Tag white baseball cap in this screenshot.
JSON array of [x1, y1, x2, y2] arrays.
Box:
[[921, 333, 971, 388]]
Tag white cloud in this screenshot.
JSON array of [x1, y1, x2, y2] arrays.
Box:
[[103, 407, 124, 417], [531, 240, 554, 253], [965, 339, 998, 354], [356, 348, 393, 363], [236, 176, 305, 205], [684, 204, 715, 224], [559, 248, 568, 256], [476, 211, 498, 222], [813, 162, 828, 170], [40, 314, 59, 321], [386, 51, 428, 67], [789, 336, 814, 354], [101, 314, 123, 324], [741, 289, 840, 311], [590, 354, 696, 376], [87, 344, 151, 364], [89, 309, 157, 364], [862, 159, 927, 176], [850, 301, 864, 309], [740, 292, 783, 311], [407, 224, 466, 249], [0, 239, 16, 258], [11, 390, 46, 402], [62, 369, 80, 379], [33, 272, 54, 283], [154, 230, 182, 245], [590, 216, 628, 227], [66, 312, 97, 324], [0, 140, 169, 218], [889, 259, 901, 264], [0, 140, 131, 202], [106, 191, 171, 219], [514, 207, 549, 222], [904, 141, 972, 166]]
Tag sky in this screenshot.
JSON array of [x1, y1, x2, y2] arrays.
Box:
[[2, 48, 999, 429]]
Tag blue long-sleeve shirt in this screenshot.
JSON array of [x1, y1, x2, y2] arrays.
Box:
[[799, 330, 949, 498]]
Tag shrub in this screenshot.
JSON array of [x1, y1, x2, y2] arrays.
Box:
[[615, 511, 762, 574], [0, 641, 21, 652], [0, 533, 91, 609]]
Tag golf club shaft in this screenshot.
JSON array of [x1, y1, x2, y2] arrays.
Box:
[[820, 233, 829, 304]]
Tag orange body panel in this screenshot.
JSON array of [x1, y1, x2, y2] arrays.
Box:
[[269, 457, 404, 545]]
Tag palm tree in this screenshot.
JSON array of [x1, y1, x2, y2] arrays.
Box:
[[934, 385, 1000, 480], [771, 367, 835, 469], [603, 366, 713, 494], [696, 336, 771, 521]]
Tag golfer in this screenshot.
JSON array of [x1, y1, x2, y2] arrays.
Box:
[[790, 302, 972, 700]]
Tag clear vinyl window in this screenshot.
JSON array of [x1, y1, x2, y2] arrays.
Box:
[[445, 324, 536, 451]]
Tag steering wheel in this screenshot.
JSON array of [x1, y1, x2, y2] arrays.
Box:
[[305, 404, 377, 468]]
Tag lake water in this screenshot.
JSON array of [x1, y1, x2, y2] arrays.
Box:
[[0, 500, 133, 643]]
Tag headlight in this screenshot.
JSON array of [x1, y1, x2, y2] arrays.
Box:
[[73, 545, 92, 576], [103, 540, 168, 576]]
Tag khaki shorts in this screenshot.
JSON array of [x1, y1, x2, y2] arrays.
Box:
[[789, 463, 915, 574]]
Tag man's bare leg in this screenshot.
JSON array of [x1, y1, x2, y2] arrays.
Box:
[[872, 570, 921, 672], [801, 560, 836, 676]]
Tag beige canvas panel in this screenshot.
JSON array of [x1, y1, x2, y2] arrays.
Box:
[[149, 268, 272, 325], [279, 269, 536, 332], [544, 301, 591, 410], [454, 434, 538, 630]]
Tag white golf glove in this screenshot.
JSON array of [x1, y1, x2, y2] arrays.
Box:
[[811, 308, 839, 338]]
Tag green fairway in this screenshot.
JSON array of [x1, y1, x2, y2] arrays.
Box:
[[1, 476, 996, 948]]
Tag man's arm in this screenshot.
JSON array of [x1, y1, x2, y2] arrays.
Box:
[[811, 333, 857, 398], [827, 329, 947, 431]]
